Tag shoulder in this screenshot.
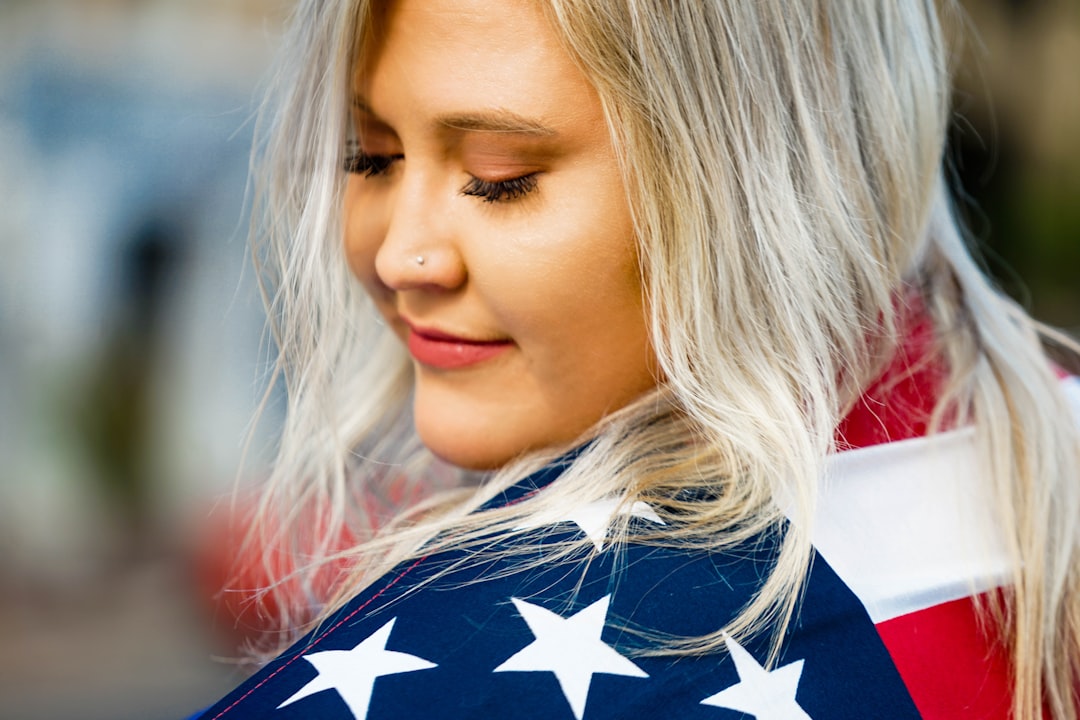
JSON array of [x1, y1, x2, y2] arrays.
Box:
[[201, 515, 920, 719]]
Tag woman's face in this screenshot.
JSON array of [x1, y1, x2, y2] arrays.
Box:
[[345, 0, 658, 470]]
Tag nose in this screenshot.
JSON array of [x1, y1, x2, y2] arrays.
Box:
[[371, 174, 467, 293]]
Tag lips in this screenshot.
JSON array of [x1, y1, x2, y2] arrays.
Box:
[[405, 324, 512, 369]]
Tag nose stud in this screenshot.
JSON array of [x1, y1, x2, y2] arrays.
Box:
[[415, 255, 425, 266]]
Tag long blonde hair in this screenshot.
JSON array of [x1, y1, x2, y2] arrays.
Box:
[[246, 1, 1080, 717]]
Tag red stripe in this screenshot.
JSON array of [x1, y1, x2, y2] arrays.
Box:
[[835, 299, 946, 451], [836, 302, 1013, 715], [875, 595, 1012, 719]]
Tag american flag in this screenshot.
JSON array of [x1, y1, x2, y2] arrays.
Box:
[[192, 375, 1079, 720], [195, 457, 920, 719]]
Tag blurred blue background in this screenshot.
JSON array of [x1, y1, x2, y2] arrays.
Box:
[[0, 1, 1076, 719], [0, 1, 285, 718]]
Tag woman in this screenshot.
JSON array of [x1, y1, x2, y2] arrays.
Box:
[[197, 0, 1080, 718]]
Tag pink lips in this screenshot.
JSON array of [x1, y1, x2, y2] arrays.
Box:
[[406, 325, 512, 369]]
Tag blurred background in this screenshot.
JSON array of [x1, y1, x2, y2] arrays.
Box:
[[0, 0, 1077, 718], [0, 1, 286, 718]]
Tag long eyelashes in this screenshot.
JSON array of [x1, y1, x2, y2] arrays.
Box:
[[343, 151, 402, 177], [344, 150, 538, 203], [460, 174, 538, 203]]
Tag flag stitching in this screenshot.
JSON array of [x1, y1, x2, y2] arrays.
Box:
[[209, 554, 430, 718]]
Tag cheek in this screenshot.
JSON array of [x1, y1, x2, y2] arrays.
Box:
[[490, 188, 650, 381], [555, 192, 653, 389], [342, 182, 384, 294], [510, 182, 641, 331]]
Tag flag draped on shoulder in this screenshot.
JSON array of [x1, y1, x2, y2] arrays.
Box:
[[192, 369, 1078, 720], [196, 454, 922, 719]]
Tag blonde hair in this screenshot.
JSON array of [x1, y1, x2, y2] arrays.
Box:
[[246, 1, 1080, 717]]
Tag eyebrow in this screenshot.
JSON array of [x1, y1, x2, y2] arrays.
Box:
[[351, 97, 558, 138], [436, 111, 558, 137]]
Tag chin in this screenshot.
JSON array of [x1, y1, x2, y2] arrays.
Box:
[[415, 417, 519, 471], [423, 439, 519, 472], [415, 413, 584, 472]]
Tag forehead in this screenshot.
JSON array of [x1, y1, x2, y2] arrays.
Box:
[[364, 0, 550, 55], [354, 0, 592, 122]]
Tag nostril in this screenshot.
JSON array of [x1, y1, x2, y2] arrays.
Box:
[[373, 243, 468, 293]]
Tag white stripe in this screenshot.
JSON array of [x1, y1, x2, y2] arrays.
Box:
[[814, 428, 1010, 623], [813, 376, 1079, 623]]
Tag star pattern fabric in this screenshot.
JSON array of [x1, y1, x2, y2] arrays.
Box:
[[494, 596, 648, 719], [277, 618, 436, 720], [191, 369, 1076, 720], [196, 457, 923, 720], [516, 496, 665, 551], [700, 636, 812, 720]]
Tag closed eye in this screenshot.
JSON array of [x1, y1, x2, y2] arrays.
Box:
[[461, 174, 538, 203], [344, 151, 403, 177]]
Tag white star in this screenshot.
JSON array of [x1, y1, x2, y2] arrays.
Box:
[[494, 595, 648, 720], [700, 636, 812, 720], [277, 617, 436, 720], [518, 497, 665, 551]]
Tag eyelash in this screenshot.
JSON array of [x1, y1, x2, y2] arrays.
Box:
[[460, 174, 538, 204], [343, 151, 401, 177], [343, 151, 538, 204]]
